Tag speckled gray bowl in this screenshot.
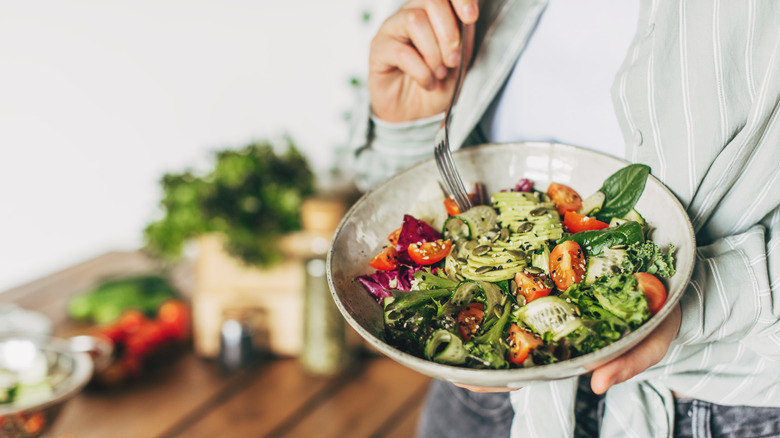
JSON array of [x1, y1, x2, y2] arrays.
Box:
[[327, 142, 695, 388]]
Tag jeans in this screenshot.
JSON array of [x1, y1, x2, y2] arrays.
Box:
[[417, 377, 780, 438], [416, 379, 514, 438], [674, 398, 780, 438]]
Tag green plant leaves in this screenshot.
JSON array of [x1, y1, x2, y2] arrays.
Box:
[[144, 138, 314, 266]]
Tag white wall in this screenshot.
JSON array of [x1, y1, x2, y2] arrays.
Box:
[[0, 1, 391, 292]]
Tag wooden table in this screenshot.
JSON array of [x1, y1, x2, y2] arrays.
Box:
[[3, 252, 431, 438]]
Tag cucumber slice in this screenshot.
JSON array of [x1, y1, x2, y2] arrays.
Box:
[[608, 217, 627, 228], [425, 329, 468, 365], [577, 191, 606, 216], [515, 296, 583, 340], [443, 205, 499, 240], [476, 280, 505, 319], [530, 245, 551, 274], [609, 210, 646, 228], [450, 281, 482, 307], [623, 209, 646, 225], [584, 248, 627, 284]]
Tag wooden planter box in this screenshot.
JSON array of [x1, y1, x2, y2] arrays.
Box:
[[191, 234, 305, 358], [191, 198, 347, 359]]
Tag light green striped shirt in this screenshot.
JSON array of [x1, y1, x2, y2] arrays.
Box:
[[350, 1, 780, 436]]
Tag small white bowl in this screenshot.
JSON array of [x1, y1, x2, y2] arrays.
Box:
[[0, 334, 94, 437]]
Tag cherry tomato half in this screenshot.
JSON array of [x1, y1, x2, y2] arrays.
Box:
[[634, 272, 667, 314], [369, 245, 399, 271], [387, 228, 402, 247], [444, 197, 461, 216], [125, 320, 165, 357], [117, 309, 147, 336], [507, 323, 543, 364], [157, 300, 191, 341], [407, 239, 453, 265], [564, 211, 609, 233], [457, 303, 485, 340], [547, 183, 583, 217], [514, 272, 552, 303], [24, 412, 45, 435], [550, 241, 586, 290]]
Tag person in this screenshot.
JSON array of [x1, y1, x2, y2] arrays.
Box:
[[349, 0, 780, 437]]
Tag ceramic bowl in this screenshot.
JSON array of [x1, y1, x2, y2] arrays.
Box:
[[327, 142, 695, 388]]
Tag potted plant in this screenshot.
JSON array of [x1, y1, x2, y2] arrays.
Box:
[[143, 138, 320, 358], [144, 138, 315, 267]]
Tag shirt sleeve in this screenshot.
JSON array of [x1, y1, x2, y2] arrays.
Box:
[[675, 210, 780, 360], [348, 100, 444, 192]]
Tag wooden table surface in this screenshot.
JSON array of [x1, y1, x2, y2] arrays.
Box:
[[3, 251, 431, 438]]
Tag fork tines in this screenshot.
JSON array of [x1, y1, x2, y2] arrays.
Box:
[[435, 141, 472, 212]]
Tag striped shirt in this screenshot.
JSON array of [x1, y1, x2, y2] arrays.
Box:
[[350, 1, 780, 436]]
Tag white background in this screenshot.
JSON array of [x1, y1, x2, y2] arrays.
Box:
[[0, 1, 392, 292]]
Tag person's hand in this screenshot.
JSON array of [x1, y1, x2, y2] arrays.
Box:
[[454, 304, 682, 395], [590, 303, 681, 394], [453, 383, 519, 393], [368, 0, 479, 123]]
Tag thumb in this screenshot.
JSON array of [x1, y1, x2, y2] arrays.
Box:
[[590, 304, 681, 395]]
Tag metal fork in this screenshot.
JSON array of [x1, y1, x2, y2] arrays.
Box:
[[434, 21, 473, 213]]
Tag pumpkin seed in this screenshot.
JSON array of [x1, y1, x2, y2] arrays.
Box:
[[525, 266, 544, 274], [507, 249, 526, 259], [472, 245, 491, 256], [516, 222, 534, 233], [529, 207, 547, 217], [499, 228, 510, 241], [543, 278, 556, 289], [475, 265, 495, 274]]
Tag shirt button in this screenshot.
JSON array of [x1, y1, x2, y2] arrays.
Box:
[[633, 129, 643, 146]]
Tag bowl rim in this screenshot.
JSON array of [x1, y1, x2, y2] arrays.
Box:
[[327, 141, 696, 386], [0, 333, 94, 415]]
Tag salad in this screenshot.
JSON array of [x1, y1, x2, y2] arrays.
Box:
[[357, 164, 676, 369]]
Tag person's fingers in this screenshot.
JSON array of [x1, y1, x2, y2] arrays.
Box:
[[371, 8, 450, 83], [419, 0, 462, 68], [370, 36, 436, 90], [590, 304, 681, 395], [454, 383, 521, 393], [397, 8, 448, 79], [450, 0, 480, 24]]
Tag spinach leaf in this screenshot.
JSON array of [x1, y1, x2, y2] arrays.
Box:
[[559, 221, 644, 256], [597, 164, 650, 221]]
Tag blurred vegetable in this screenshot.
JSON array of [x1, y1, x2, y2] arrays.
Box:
[[91, 299, 191, 386], [67, 276, 178, 324], [143, 139, 314, 266]]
